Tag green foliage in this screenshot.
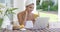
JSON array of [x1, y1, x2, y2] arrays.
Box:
[[5, 8, 18, 16], [0, 3, 18, 27], [0, 10, 3, 14], [41, 1, 54, 11], [36, 5, 43, 9], [0, 3, 5, 14], [0, 3, 5, 27], [36, 0, 58, 11], [42, 1, 49, 8], [50, 5, 58, 11], [49, 1, 54, 6], [36, 0, 40, 5], [0, 3, 5, 8], [0, 18, 3, 27]]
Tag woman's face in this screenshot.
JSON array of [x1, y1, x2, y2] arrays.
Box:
[[26, 4, 34, 13]]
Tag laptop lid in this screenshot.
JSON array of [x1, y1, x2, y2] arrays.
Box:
[[33, 17, 49, 29]]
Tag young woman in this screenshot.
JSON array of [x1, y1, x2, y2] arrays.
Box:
[[17, 0, 35, 30]]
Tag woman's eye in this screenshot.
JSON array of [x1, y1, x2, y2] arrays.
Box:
[[29, 7, 32, 8]]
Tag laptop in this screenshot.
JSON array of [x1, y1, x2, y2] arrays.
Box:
[[33, 17, 49, 29]]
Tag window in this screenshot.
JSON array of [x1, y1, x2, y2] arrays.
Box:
[[0, 0, 5, 3], [0, 0, 13, 7], [5, 0, 13, 7]]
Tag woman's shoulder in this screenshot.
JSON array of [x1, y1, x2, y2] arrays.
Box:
[[17, 11, 25, 16]]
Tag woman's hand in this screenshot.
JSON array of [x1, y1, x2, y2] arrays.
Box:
[[26, 14, 32, 20]]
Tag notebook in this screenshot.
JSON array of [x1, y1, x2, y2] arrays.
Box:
[[33, 17, 49, 29]]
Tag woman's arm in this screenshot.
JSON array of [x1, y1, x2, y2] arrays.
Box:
[[17, 13, 24, 25]]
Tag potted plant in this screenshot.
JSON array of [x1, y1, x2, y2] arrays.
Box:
[[0, 3, 18, 27], [0, 3, 5, 18], [4, 8, 18, 23], [0, 3, 5, 27]]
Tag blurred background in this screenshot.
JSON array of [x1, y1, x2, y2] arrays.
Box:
[[0, 0, 58, 27], [0, 0, 59, 32], [36, 0, 58, 23]]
